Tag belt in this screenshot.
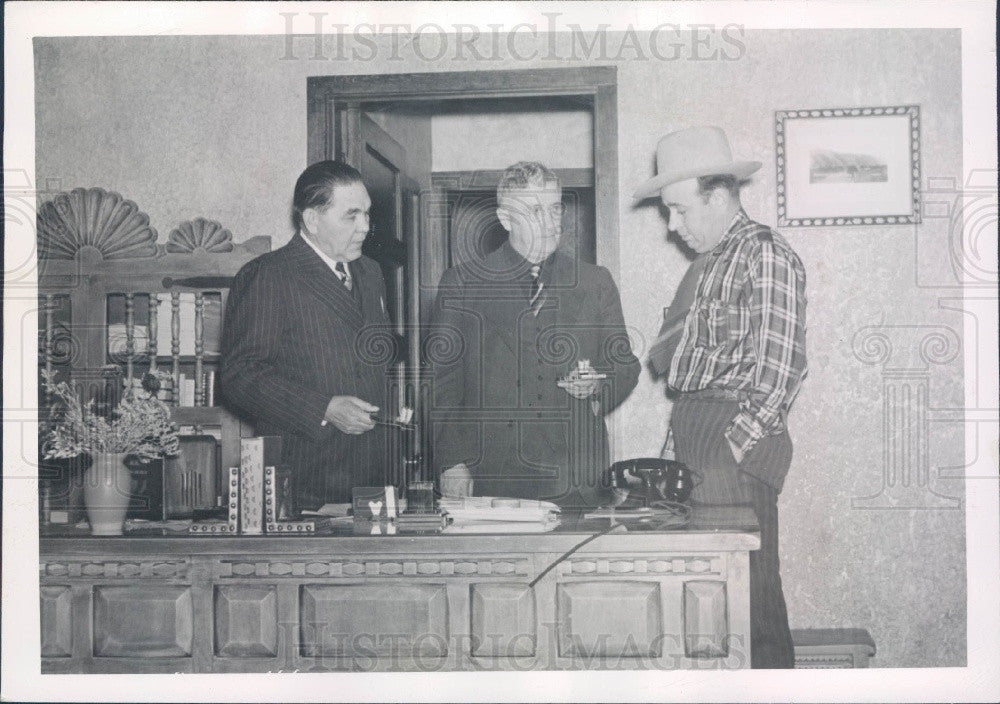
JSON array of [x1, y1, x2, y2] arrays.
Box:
[[680, 388, 743, 401]]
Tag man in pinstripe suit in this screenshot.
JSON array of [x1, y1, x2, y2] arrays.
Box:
[[221, 161, 394, 510], [636, 127, 808, 668]]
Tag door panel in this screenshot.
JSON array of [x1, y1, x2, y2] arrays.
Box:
[[356, 115, 407, 331]]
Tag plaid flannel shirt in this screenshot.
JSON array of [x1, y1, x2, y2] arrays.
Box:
[[668, 209, 808, 456]]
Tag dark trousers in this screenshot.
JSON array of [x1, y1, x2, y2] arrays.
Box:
[[670, 395, 795, 669]]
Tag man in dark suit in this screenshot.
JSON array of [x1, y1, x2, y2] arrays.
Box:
[[220, 161, 393, 509], [430, 162, 640, 509]]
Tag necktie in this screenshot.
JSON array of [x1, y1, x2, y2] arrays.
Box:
[[528, 265, 544, 315], [648, 252, 711, 375], [334, 261, 353, 291]]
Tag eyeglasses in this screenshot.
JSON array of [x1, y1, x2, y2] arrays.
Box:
[[504, 202, 567, 221]]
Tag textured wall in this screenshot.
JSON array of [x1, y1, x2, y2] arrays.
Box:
[[35, 29, 966, 667], [431, 108, 593, 171], [614, 29, 967, 669]]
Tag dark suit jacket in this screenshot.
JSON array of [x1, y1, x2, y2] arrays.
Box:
[[220, 234, 393, 509], [429, 242, 640, 508]]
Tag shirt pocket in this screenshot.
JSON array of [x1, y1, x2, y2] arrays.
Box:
[[695, 298, 738, 349]]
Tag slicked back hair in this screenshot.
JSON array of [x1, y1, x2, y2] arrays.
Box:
[[497, 161, 561, 201], [291, 160, 364, 233]]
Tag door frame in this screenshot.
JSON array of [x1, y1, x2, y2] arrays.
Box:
[[307, 67, 619, 275]]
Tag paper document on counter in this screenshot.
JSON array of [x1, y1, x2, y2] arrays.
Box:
[[439, 496, 561, 530]]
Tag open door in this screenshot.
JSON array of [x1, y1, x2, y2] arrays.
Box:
[[341, 111, 423, 484]]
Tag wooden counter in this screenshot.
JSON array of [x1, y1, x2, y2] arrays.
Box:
[[39, 506, 759, 672]]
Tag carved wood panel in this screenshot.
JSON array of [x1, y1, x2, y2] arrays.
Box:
[[214, 586, 278, 658], [556, 581, 662, 658], [219, 557, 528, 578], [683, 581, 729, 658], [470, 583, 535, 658], [300, 583, 448, 658], [558, 556, 721, 576], [40, 585, 73, 658], [42, 559, 188, 580], [93, 586, 193, 657]]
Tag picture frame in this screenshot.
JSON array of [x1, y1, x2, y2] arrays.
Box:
[[775, 105, 921, 226]]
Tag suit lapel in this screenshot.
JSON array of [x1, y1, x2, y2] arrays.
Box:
[[284, 234, 364, 329], [539, 252, 578, 322]]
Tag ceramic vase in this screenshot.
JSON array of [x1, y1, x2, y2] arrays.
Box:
[[83, 452, 131, 536]]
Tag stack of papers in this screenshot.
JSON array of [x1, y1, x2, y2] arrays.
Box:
[[439, 496, 561, 533]]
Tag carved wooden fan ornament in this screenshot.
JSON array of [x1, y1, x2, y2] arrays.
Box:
[[37, 187, 158, 260]]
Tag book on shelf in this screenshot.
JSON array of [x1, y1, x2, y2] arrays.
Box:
[[176, 373, 196, 407], [205, 369, 215, 406]]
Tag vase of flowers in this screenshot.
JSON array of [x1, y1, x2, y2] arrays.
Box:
[[42, 369, 179, 536]]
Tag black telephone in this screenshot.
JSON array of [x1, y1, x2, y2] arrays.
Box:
[[600, 457, 701, 509]]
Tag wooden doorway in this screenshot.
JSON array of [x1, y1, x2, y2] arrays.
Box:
[[307, 68, 618, 458], [307, 65, 619, 280]]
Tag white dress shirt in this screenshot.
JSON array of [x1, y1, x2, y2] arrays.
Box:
[[301, 232, 352, 288]]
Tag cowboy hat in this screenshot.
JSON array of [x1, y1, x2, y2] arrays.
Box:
[[633, 126, 761, 199]]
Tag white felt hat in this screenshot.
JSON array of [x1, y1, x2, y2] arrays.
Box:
[[633, 126, 761, 199]]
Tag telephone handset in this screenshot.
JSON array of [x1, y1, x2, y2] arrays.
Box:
[[601, 457, 701, 508]]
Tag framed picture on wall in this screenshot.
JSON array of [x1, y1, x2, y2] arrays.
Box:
[[775, 105, 921, 227]]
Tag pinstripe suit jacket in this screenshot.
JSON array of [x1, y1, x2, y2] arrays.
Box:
[[220, 234, 393, 509]]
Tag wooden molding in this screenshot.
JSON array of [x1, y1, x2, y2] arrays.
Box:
[[41, 559, 189, 579], [218, 557, 530, 578], [432, 168, 594, 191], [308, 67, 617, 103], [559, 555, 722, 576]]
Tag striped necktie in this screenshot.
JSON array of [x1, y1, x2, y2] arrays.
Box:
[[334, 261, 353, 291], [528, 264, 544, 315]]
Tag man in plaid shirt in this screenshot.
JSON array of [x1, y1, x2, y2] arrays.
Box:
[[636, 126, 807, 668]]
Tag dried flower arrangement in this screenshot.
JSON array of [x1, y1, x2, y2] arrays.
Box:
[[41, 369, 180, 460]]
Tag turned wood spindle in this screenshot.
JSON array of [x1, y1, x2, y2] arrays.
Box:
[[124, 293, 135, 382], [194, 292, 204, 406], [171, 292, 181, 407], [148, 293, 158, 374]]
